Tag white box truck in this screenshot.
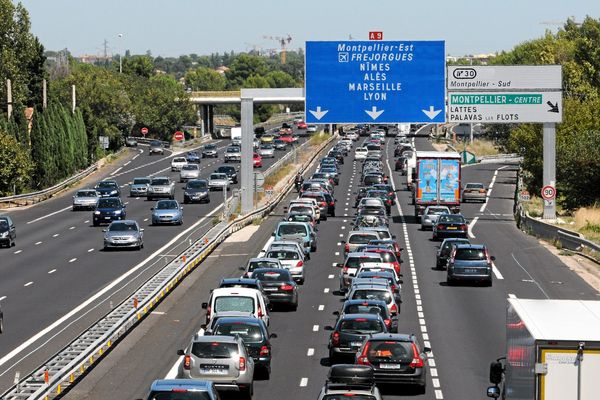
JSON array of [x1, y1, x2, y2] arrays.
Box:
[[230, 127, 242, 146], [487, 298, 600, 400]]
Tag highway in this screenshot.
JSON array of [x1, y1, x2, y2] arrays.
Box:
[[60, 128, 599, 400], [0, 128, 309, 392]]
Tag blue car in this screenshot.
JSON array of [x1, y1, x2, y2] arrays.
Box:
[[273, 221, 317, 254], [93, 197, 126, 226], [145, 380, 219, 400], [94, 180, 121, 197], [151, 199, 183, 225], [186, 151, 201, 164]]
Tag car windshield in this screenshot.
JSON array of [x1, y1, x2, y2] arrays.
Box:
[[266, 250, 299, 260], [345, 304, 386, 316], [149, 392, 212, 400], [216, 166, 234, 174], [210, 174, 227, 180], [214, 296, 255, 313], [173, 158, 186, 163], [76, 191, 96, 197], [346, 256, 382, 268], [96, 181, 116, 189], [0, 219, 9, 228], [248, 260, 279, 271], [428, 207, 449, 215], [214, 323, 264, 344], [377, 252, 398, 263], [349, 234, 378, 244], [277, 224, 307, 236], [260, 144, 273, 149], [339, 319, 383, 334], [182, 165, 198, 171], [156, 201, 178, 210], [367, 340, 414, 363], [254, 270, 290, 282], [151, 178, 169, 185], [455, 248, 486, 260], [150, 141, 161, 146], [466, 183, 485, 189], [352, 289, 392, 303], [108, 222, 137, 232], [289, 206, 312, 215], [133, 178, 150, 185], [191, 341, 238, 359], [226, 147, 239, 153], [186, 181, 207, 189], [439, 215, 465, 223], [204, 144, 216, 150], [98, 199, 120, 208]]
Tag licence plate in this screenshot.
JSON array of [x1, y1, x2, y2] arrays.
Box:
[[104, 217, 111, 220], [263, 287, 278, 291], [201, 365, 228, 374], [465, 268, 478, 273], [380, 363, 401, 369], [447, 226, 457, 230], [351, 341, 363, 347]]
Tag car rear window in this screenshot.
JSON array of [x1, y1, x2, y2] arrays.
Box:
[[323, 396, 375, 400], [339, 319, 384, 334], [253, 270, 290, 282], [174, 158, 186, 163], [441, 240, 469, 255], [466, 183, 485, 189], [439, 215, 465, 223], [214, 296, 254, 313], [149, 391, 212, 400], [346, 256, 382, 268], [352, 289, 392, 303], [344, 304, 386, 316], [454, 248, 486, 260], [191, 341, 238, 359], [277, 224, 307, 236], [349, 234, 378, 244], [182, 164, 199, 170], [248, 260, 279, 271], [366, 340, 413, 363], [214, 323, 264, 344], [266, 251, 299, 260], [428, 207, 449, 215]]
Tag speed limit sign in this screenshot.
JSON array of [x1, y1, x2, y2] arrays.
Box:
[[541, 185, 556, 200]]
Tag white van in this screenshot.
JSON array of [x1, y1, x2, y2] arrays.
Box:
[[202, 287, 270, 326]]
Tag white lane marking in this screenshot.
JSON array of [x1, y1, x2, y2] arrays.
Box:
[[318, 305, 325, 311], [468, 217, 479, 239], [48, 269, 57, 274], [328, 274, 334, 279], [312, 325, 319, 332], [143, 218, 149, 222], [69, 258, 77, 263], [52, 234, 59, 237], [299, 377, 308, 387], [69, 226, 75, 230], [110, 167, 123, 175], [511, 253, 550, 299], [0, 204, 224, 371], [334, 252, 340, 256], [27, 206, 72, 224], [492, 262, 504, 280], [0, 296, 6, 301], [84, 220, 89, 224], [35, 241, 42, 245], [508, 293, 517, 299], [431, 367, 438, 377], [324, 288, 330, 293], [132, 154, 140, 160], [24, 282, 33, 287], [124, 161, 131, 166], [307, 348, 315, 356], [88, 248, 94, 253], [433, 378, 440, 388], [435, 389, 444, 399], [14, 250, 22, 254]]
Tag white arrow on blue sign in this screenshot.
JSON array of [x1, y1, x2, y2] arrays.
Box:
[[305, 40, 446, 124]]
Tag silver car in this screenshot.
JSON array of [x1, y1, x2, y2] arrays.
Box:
[[258, 144, 275, 158], [177, 335, 255, 396], [72, 189, 99, 210], [202, 144, 218, 158], [147, 177, 175, 200], [180, 164, 201, 182], [149, 140, 164, 155], [421, 206, 451, 230], [224, 146, 241, 163], [103, 220, 143, 250], [151, 199, 183, 225], [462, 182, 487, 203], [129, 177, 151, 197], [208, 173, 230, 191], [307, 124, 318, 133]]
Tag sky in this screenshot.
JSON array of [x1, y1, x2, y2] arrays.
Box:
[[18, 0, 600, 58]]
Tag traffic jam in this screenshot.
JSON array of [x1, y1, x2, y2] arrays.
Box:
[[145, 123, 496, 400]]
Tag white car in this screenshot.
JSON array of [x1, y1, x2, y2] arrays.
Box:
[[345, 131, 359, 141], [179, 164, 200, 182], [258, 144, 275, 158], [421, 206, 451, 229], [171, 157, 187, 171], [264, 247, 305, 284], [202, 287, 270, 326], [289, 198, 321, 221], [355, 147, 368, 160], [208, 173, 230, 191], [307, 125, 318, 133]]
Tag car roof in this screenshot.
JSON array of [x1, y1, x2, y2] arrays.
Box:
[[346, 252, 383, 258], [339, 313, 383, 321], [220, 278, 259, 285], [368, 333, 414, 342], [192, 334, 239, 344], [150, 379, 213, 392], [454, 244, 485, 250], [248, 257, 280, 263], [212, 287, 261, 296]]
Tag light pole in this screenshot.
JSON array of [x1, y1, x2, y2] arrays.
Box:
[[117, 33, 124, 73]]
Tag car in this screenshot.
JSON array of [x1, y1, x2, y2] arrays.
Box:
[[125, 136, 138, 147], [462, 182, 487, 203], [216, 165, 238, 184], [306, 124, 318, 133], [206, 315, 277, 379], [253, 153, 262, 168], [336, 299, 397, 333], [147, 177, 175, 200], [317, 365, 382, 400], [261, 134, 275, 144], [202, 287, 270, 326], [356, 333, 430, 393], [208, 173, 230, 191], [347, 283, 399, 316], [293, 116, 303, 124], [103, 219, 143, 250], [421, 206, 451, 230], [149, 140, 164, 155], [286, 204, 318, 225], [432, 213, 469, 240], [342, 231, 381, 255], [302, 179, 334, 195], [264, 247, 305, 284], [257, 143, 275, 158], [186, 151, 201, 164], [358, 197, 387, 214], [202, 144, 218, 158], [436, 238, 470, 269], [318, 168, 339, 185], [183, 179, 210, 204], [144, 379, 220, 400], [93, 197, 126, 226], [252, 268, 298, 310], [336, 252, 384, 293], [354, 246, 401, 276], [447, 244, 495, 286], [297, 121, 308, 129], [151, 199, 183, 225], [363, 174, 384, 187], [253, 138, 261, 149], [289, 198, 321, 221], [273, 221, 317, 254], [224, 146, 241, 163], [273, 139, 287, 150], [240, 258, 283, 278], [0, 215, 16, 248], [327, 313, 388, 364], [177, 335, 255, 396], [72, 189, 99, 211], [129, 177, 151, 197], [94, 180, 120, 197], [254, 126, 266, 137], [171, 157, 188, 171], [180, 163, 201, 182], [300, 192, 329, 219], [395, 157, 407, 173]]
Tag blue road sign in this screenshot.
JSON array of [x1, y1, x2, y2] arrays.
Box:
[[305, 40, 446, 124]]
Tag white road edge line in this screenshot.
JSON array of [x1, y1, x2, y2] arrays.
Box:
[[492, 262, 504, 280], [468, 217, 479, 239], [27, 205, 72, 224]]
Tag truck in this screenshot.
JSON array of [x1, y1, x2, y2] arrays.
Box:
[[487, 298, 600, 400], [412, 151, 461, 218], [397, 123, 410, 137], [230, 126, 242, 146]]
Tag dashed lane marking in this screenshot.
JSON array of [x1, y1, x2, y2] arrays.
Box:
[[88, 248, 94, 253], [492, 262, 504, 279], [14, 250, 22, 254], [299, 377, 308, 387], [24, 282, 33, 287], [68, 258, 77, 263], [35, 241, 42, 245], [508, 293, 516, 299], [323, 288, 330, 293], [468, 217, 479, 239], [312, 325, 319, 332], [52, 234, 59, 237], [318, 305, 325, 311], [48, 269, 56, 274], [307, 348, 315, 356]]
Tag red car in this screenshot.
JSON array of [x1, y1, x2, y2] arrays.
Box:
[[278, 134, 297, 144], [253, 153, 262, 168], [297, 121, 308, 129]]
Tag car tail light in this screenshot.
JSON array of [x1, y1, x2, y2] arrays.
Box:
[[436, 224, 444, 230], [258, 305, 264, 318], [357, 342, 371, 365], [342, 265, 348, 274], [384, 319, 391, 328], [344, 243, 350, 253], [320, 201, 327, 207], [409, 344, 424, 368], [172, 388, 188, 393], [460, 224, 468, 230], [329, 201, 335, 206], [281, 284, 294, 291], [260, 345, 270, 356], [393, 262, 401, 275], [183, 355, 191, 370], [390, 303, 398, 315], [206, 306, 211, 319], [332, 331, 340, 346], [391, 284, 397, 292], [479, 189, 486, 193], [296, 260, 304, 267], [239, 356, 246, 371]]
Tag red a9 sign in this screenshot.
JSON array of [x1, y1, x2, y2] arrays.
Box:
[[369, 31, 383, 40]]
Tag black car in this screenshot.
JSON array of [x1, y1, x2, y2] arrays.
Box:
[[447, 244, 495, 286], [94, 180, 121, 197], [186, 151, 201, 163], [218, 277, 265, 292], [432, 214, 469, 240], [183, 179, 210, 204], [327, 313, 387, 364], [0, 215, 16, 248], [328, 150, 345, 164], [322, 192, 336, 217], [336, 299, 397, 333], [216, 165, 238, 184], [252, 268, 298, 310], [372, 184, 396, 205], [356, 333, 430, 393], [436, 238, 470, 269], [93, 197, 126, 226], [254, 126, 266, 137], [363, 174, 384, 187], [395, 156, 407, 173], [207, 315, 277, 379]]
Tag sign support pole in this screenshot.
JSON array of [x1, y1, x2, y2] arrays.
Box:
[[543, 122, 556, 220], [241, 97, 254, 214]]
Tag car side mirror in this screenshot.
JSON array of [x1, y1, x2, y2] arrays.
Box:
[[332, 311, 340, 316], [423, 346, 431, 353], [271, 232, 275, 236], [140, 229, 145, 232], [490, 256, 496, 261], [324, 326, 334, 331], [392, 235, 397, 239], [201, 302, 208, 309], [335, 263, 343, 268], [487, 386, 501, 399], [270, 333, 278, 339], [150, 207, 154, 210], [176, 349, 185, 356], [239, 266, 245, 271], [102, 229, 107, 232], [490, 361, 504, 384], [200, 323, 207, 330], [340, 240, 346, 244]]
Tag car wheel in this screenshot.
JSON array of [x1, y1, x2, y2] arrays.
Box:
[[415, 384, 426, 395], [311, 244, 317, 252], [178, 219, 183, 226], [170, 195, 174, 200], [0, 316, 3, 333], [93, 222, 99, 227], [291, 302, 298, 311], [485, 278, 493, 287], [298, 278, 305, 285]]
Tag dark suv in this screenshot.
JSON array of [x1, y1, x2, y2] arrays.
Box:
[[93, 197, 126, 226], [0, 215, 16, 248], [94, 180, 121, 197], [327, 313, 387, 364], [447, 244, 495, 286], [216, 165, 238, 184]]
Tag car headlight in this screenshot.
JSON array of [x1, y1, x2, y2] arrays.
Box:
[[94, 211, 101, 215], [0, 232, 7, 237], [114, 210, 122, 215], [110, 190, 118, 195]]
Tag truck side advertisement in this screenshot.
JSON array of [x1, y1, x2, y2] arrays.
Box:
[[417, 159, 438, 202], [439, 159, 460, 203]]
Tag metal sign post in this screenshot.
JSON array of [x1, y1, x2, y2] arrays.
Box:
[[543, 123, 557, 219]]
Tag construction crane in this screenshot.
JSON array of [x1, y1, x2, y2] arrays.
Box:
[[263, 35, 292, 64], [244, 42, 263, 55]]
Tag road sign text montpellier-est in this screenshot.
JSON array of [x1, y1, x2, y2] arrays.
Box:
[[305, 40, 445, 124]]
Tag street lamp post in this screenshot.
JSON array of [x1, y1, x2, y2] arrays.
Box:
[[117, 33, 123, 73]]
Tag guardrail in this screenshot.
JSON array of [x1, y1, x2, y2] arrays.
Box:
[[1, 132, 338, 400]]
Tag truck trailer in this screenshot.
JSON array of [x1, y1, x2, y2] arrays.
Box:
[[412, 151, 461, 218], [488, 298, 600, 400]]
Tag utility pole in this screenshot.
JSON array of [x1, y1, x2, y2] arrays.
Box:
[[42, 79, 47, 109], [6, 79, 13, 118], [543, 123, 556, 219], [71, 85, 76, 114]]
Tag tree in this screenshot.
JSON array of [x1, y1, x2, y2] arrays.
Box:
[[226, 54, 269, 88], [265, 70, 297, 88], [185, 67, 226, 91], [122, 55, 154, 78], [0, 128, 32, 196]]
